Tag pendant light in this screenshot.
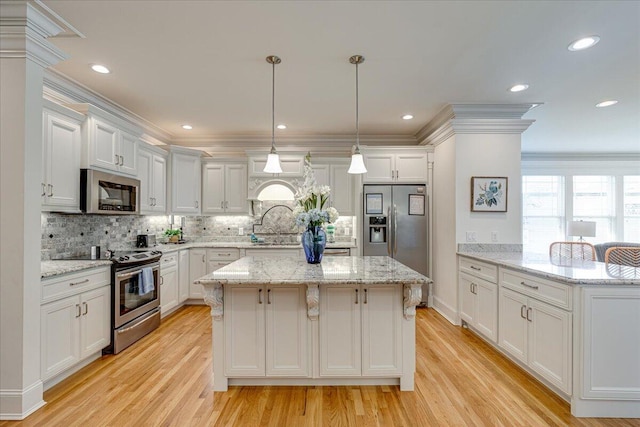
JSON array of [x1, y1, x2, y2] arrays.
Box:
[[348, 54, 367, 174], [263, 55, 283, 173]]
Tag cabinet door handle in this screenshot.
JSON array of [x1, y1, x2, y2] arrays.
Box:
[[470, 266, 481, 271], [41, 183, 46, 197], [267, 289, 271, 304], [47, 184, 53, 197], [364, 288, 368, 304], [76, 304, 81, 318], [160, 276, 164, 285], [355, 288, 359, 304], [70, 278, 90, 286], [221, 201, 224, 209], [82, 302, 88, 315], [526, 307, 533, 322], [469, 283, 474, 294], [396, 170, 399, 180], [115, 154, 120, 165], [119, 155, 124, 165], [258, 288, 263, 304], [520, 305, 527, 319], [520, 281, 539, 290], [153, 197, 156, 206], [225, 201, 229, 209], [195, 200, 199, 208], [202, 255, 205, 263]]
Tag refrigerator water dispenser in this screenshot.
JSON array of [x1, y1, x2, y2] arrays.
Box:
[[368, 216, 387, 243]]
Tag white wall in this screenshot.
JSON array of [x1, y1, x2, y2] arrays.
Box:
[[432, 135, 459, 323], [456, 134, 522, 244]]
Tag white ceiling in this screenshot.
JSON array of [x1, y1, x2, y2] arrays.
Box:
[[41, 0, 639, 153]]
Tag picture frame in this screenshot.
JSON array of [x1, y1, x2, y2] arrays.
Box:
[[471, 177, 508, 212], [365, 193, 383, 215]]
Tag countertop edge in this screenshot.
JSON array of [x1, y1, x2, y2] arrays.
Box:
[[41, 260, 112, 279]]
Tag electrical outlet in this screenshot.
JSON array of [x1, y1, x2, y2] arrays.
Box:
[[344, 227, 350, 236], [466, 231, 476, 242], [491, 231, 498, 242], [238, 227, 243, 236]]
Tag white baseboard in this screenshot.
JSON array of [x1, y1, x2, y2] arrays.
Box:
[[432, 296, 460, 325], [0, 380, 45, 421], [43, 352, 102, 392]]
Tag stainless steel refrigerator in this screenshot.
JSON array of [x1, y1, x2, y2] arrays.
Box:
[[363, 184, 429, 305]]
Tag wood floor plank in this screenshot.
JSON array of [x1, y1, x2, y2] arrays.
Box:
[[2, 305, 637, 427]]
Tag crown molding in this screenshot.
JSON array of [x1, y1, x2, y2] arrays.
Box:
[[522, 152, 640, 162], [416, 103, 539, 145], [0, 2, 68, 68]]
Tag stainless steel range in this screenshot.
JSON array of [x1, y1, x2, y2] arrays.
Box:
[[106, 250, 162, 354]]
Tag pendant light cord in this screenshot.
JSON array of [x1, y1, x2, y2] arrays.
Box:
[[355, 60, 360, 150], [271, 60, 276, 152]]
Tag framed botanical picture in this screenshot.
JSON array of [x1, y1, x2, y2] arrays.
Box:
[[471, 177, 508, 212]]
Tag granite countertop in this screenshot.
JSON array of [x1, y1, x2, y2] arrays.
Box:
[[41, 260, 112, 279], [195, 256, 431, 286], [153, 241, 357, 253], [458, 251, 640, 285]]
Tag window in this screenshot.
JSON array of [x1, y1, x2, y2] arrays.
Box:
[[573, 176, 615, 243], [522, 176, 564, 254], [624, 176, 640, 242]]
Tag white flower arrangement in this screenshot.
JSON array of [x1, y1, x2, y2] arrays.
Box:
[[294, 153, 340, 228]]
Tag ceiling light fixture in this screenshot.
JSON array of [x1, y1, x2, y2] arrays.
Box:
[[277, 124, 287, 130], [402, 114, 414, 120], [568, 36, 600, 51], [182, 124, 193, 130], [91, 64, 110, 74], [596, 100, 618, 108], [263, 55, 283, 174], [348, 55, 367, 175], [509, 84, 529, 92]]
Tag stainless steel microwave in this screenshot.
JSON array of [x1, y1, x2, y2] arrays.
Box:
[[80, 169, 140, 214]]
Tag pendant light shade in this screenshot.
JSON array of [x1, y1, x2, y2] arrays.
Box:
[[348, 54, 367, 175], [263, 55, 283, 174]]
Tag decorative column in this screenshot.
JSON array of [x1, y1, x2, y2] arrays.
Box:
[[0, 1, 67, 419]]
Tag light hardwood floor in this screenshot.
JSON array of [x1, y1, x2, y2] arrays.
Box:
[[2, 306, 637, 427]]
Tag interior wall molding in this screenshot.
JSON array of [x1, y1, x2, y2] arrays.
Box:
[[522, 152, 640, 162]]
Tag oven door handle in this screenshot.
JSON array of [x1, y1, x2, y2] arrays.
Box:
[[117, 310, 158, 334], [117, 269, 144, 279]]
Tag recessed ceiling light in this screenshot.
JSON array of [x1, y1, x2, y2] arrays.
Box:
[[277, 124, 287, 129], [182, 124, 193, 130], [595, 100, 618, 108], [402, 114, 414, 120], [91, 64, 110, 74], [509, 84, 529, 92], [568, 36, 600, 51]]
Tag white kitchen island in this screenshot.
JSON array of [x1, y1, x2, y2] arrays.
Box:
[[195, 256, 429, 392]]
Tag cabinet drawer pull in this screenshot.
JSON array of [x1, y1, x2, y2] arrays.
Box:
[[470, 266, 481, 271], [520, 305, 527, 319], [70, 278, 90, 286], [258, 288, 263, 304], [526, 307, 533, 322], [520, 281, 539, 290], [355, 288, 359, 304], [82, 302, 88, 315], [75, 304, 81, 318], [267, 289, 271, 304], [219, 253, 231, 257], [364, 288, 368, 304]]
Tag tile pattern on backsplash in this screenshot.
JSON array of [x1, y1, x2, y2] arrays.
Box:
[[42, 201, 355, 260]]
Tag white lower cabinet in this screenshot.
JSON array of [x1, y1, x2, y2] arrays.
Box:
[[160, 253, 179, 315], [459, 271, 497, 342], [499, 287, 572, 394], [189, 249, 207, 299], [320, 284, 402, 377], [225, 284, 309, 377], [178, 249, 190, 303], [41, 285, 110, 381]]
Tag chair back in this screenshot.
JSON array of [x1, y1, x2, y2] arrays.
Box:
[[604, 247, 640, 267], [549, 241, 596, 261]]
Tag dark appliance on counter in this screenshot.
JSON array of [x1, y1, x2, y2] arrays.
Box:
[[363, 184, 429, 305], [104, 249, 162, 354], [136, 234, 156, 248], [81, 169, 140, 215]]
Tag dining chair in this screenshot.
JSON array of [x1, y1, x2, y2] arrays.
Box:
[[604, 247, 640, 267], [549, 241, 596, 261]]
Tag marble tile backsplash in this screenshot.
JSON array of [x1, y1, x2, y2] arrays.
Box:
[[42, 202, 355, 259]]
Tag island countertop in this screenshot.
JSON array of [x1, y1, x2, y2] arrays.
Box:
[[195, 255, 431, 286]]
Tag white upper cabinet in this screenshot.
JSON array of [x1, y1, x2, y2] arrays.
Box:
[[67, 104, 142, 176], [309, 160, 354, 216], [202, 162, 248, 214], [42, 102, 84, 212], [170, 148, 201, 214], [362, 149, 428, 183], [138, 144, 167, 214]]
